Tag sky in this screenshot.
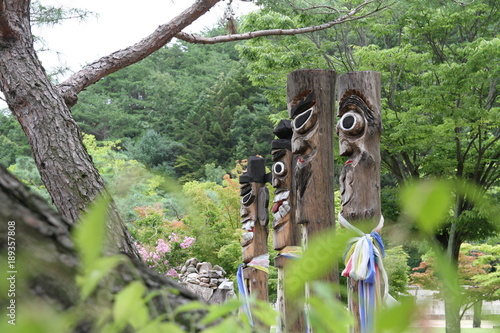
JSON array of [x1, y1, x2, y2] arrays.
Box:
[[32, 0, 257, 80]]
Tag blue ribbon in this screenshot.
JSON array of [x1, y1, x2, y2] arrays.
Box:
[[237, 264, 253, 326]]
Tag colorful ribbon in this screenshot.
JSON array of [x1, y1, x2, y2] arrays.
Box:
[[247, 254, 270, 273], [339, 213, 389, 333], [237, 264, 254, 327], [237, 254, 270, 327], [279, 246, 303, 259]]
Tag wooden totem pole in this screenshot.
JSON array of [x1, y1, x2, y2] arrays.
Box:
[[336, 71, 384, 333], [287, 69, 337, 282], [271, 119, 305, 333], [239, 156, 270, 303]]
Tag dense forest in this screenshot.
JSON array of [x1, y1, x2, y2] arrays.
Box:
[[0, 0, 499, 332]]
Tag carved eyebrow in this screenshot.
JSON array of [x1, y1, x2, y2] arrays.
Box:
[[290, 90, 315, 118], [339, 95, 375, 121]]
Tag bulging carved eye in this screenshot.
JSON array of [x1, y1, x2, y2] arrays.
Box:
[[292, 108, 317, 134], [273, 162, 286, 176], [339, 111, 365, 135]]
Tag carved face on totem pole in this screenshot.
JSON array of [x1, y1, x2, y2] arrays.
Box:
[[239, 156, 269, 263], [271, 119, 301, 250], [289, 90, 318, 221], [239, 181, 258, 247], [336, 89, 382, 222]]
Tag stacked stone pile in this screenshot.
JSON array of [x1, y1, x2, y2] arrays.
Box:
[[178, 258, 235, 304]]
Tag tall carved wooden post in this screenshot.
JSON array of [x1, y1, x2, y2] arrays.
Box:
[[271, 119, 305, 333], [336, 71, 383, 333], [287, 69, 337, 283], [239, 156, 270, 310]]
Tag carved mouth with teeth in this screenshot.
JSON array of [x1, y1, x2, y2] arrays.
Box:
[[240, 220, 255, 246], [272, 190, 290, 227]]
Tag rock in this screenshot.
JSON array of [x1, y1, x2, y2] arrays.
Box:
[[187, 272, 199, 279], [186, 266, 197, 274], [199, 282, 210, 288], [186, 278, 199, 285], [218, 280, 234, 290], [197, 262, 212, 274], [200, 277, 210, 283], [186, 258, 199, 267], [213, 265, 226, 276], [209, 288, 235, 304], [210, 278, 218, 285], [185, 283, 214, 302], [208, 271, 221, 278]]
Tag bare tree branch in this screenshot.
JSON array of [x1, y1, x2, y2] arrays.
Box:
[[175, 1, 389, 45], [285, 0, 342, 13], [57, 0, 222, 106]]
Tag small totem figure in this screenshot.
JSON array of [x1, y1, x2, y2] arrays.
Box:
[[239, 156, 269, 263], [238, 156, 270, 315], [271, 119, 306, 333], [271, 119, 301, 251]]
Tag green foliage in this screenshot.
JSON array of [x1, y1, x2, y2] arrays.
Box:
[[240, 0, 500, 251], [180, 178, 242, 273], [384, 246, 410, 298], [82, 133, 186, 222], [7, 156, 51, 202], [72, 30, 278, 182], [73, 197, 124, 300], [400, 180, 453, 235], [30, 0, 92, 26], [307, 282, 353, 332], [0, 112, 30, 167], [125, 129, 184, 177]]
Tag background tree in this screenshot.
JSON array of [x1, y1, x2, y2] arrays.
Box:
[[411, 244, 500, 327]]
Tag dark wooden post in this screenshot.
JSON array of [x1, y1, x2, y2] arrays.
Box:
[[271, 119, 305, 333], [336, 71, 382, 333], [239, 156, 269, 304], [287, 69, 337, 282]]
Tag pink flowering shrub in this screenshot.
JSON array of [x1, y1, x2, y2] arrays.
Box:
[[136, 232, 196, 277], [131, 204, 196, 277]]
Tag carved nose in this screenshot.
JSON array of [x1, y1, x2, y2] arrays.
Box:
[[291, 136, 309, 154], [339, 140, 353, 156]]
